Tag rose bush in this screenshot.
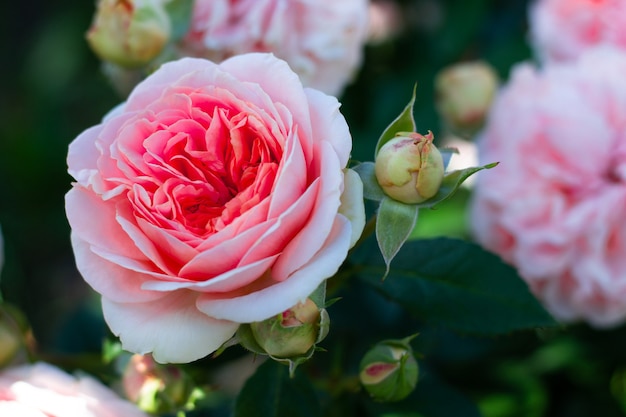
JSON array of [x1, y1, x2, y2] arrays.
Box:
[[470, 48, 626, 327], [0, 362, 147, 416], [65, 53, 365, 363], [529, 0, 626, 62], [179, 0, 369, 96]]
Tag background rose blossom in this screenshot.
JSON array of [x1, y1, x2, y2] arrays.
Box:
[[0, 362, 147, 416], [529, 0, 626, 62], [65, 53, 365, 363], [470, 47, 626, 327], [179, 0, 369, 96]]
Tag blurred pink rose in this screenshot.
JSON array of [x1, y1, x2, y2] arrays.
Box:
[[65, 53, 365, 363], [529, 0, 626, 62], [179, 0, 369, 96], [470, 48, 626, 327], [0, 362, 147, 416]]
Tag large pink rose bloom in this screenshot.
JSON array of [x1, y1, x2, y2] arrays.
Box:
[[180, 0, 369, 96], [65, 53, 365, 363], [470, 48, 626, 327], [529, 0, 626, 62], [0, 362, 147, 416]]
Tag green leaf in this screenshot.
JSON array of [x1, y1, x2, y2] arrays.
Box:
[[415, 162, 498, 209], [352, 162, 386, 202], [375, 85, 417, 157], [233, 360, 321, 417], [357, 238, 557, 334], [165, 0, 194, 41], [376, 197, 420, 279]]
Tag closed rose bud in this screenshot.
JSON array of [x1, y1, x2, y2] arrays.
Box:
[[0, 304, 31, 368], [435, 60, 499, 134], [247, 298, 329, 359], [122, 354, 188, 413], [375, 131, 444, 204], [359, 337, 419, 402], [86, 0, 171, 68]]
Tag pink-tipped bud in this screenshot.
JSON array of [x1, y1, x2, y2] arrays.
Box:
[[122, 354, 188, 413], [359, 337, 419, 402], [375, 131, 444, 204], [248, 298, 329, 359], [435, 60, 499, 134], [86, 0, 171, 68]]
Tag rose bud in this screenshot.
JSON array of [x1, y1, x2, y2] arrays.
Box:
[[247, 298, 329, 359], [435, 60, 499, 134], [375, 131, 444, 204], [86, 0, 171, 68], [122, 354, 188, 413], [359, 337, 419, 402], [0, 304, 32, 368]]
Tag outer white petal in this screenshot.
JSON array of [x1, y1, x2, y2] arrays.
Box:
[[102, 292, 238, 363], [339, 169, 366, 248]]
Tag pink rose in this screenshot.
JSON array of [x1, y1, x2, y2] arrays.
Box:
[[529, 0, 626, 62], [470, 48, 626, 327], [179, 0, 369, 96], [0, 362, 147, 416], [65, 53, 365, 363]]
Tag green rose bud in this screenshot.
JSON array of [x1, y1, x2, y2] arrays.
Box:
[[435, 60, 499, 135], [0, 304, 33, 369], [375, 131, 444, 204], [86, 0, 171, 68], [248, 298, 328, 359], [359, 336, 419, 402], [122, 353, 190, 414]]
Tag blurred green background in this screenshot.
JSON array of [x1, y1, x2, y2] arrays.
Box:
[[3, 1, 626, 416]]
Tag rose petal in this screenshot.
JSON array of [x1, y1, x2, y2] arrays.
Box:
[[102, 291, 239, 363], [65, 188, 144, 260], [305, 88, 352, 167], [339, 168, 366, 248], [142, 254, 278, 293], [271, 141, 343, 280], [71, 234, 162, 303], [196, 215, 351, 322]]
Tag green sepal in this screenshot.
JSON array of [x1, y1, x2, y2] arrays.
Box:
[[414, 162, 498, 209], [376, 197, 420, 280], [352, 162, 386, 202], [375, 85, 417, 157]]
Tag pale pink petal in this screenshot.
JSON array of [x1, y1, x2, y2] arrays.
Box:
[[71, 234, 162, 303], [65, 188, 144, 260], [240, 180, 317, 266], [180, 221, 273, 278], [124, 58, 220, 111], [142, 255, 278, 293], [339, 168, 366, 248], [267, 129, 307, 218], [272, 142, 343, 280], [196, 215, 351, 322], [305, 88, 352, 167], [102, 292, 239, 363], [219, 53, 313, 134], [67, 125, 103, 187]]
